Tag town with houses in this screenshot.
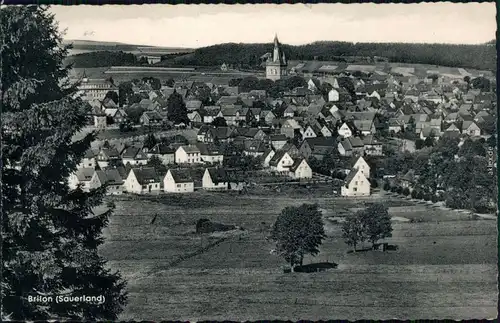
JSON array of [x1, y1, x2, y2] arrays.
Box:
[[70, 35, 497, 201]]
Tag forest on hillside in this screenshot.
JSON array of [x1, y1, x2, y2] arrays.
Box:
[[171, 42, 496, 71], [67, 41, 496, 71], [66, 50, 143, 68]]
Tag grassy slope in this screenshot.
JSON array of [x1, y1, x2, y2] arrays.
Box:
[[99, 193, 498, 320]]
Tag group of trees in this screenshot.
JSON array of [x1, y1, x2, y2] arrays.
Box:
[[67, 50, 140, 68], [2, 6, 126, 320], [270, 203, 393, 270], [342, 203, 393, 252], [383, 137, 497, 213]]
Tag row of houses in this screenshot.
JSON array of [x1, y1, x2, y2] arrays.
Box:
[[69, 166, 243, 194]]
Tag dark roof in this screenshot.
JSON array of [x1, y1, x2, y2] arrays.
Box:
[[289, 158, 308, 172], [121, 146, 141, 159], [95, 169, 124, 185], [269, 150, 288, 166], [304, 137, 337, 149], [206, 167, 229, 183], [196, 142, 221, 155], [132, 167, 160, 184], [270, 134, 287, 141], [75, 168, 95, 182], [150, 143, 175, 155], [344, 168, 360, 186], [168, 169, 193, 183]]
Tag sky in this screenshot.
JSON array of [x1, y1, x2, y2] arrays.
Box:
[[50, 3, 496, 48]]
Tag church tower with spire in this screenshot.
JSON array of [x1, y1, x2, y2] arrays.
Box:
[[266, 34, 288, 81]]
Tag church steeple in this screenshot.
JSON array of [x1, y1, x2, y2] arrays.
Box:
[[273, 34, 281, 62]]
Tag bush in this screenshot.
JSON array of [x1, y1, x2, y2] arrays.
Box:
[[415, 190, 423, 200], [402, 187, 410, 196], [396, 186, 403, 194], [383, 182, 390, 191], [423, 194, 431, 201], [370, 179, 378, 188], [431, 195, 438, 203], [390, 186, 397, 193], [411, 190, 417, 198]]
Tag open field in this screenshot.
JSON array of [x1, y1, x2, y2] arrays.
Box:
[[99, 191, 498, 320]]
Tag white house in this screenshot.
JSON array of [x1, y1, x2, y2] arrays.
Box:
[[338, 122, 353, 138], [123, 167, 162, 194], [197, 143, 224, 164], [202, 168, 229, 190], [288, 158, 312, 179], [341, 167, 371, 197], [163, 169, 194, 193], [328, 89, 340, 102], [321, 125, 333, 137], [175, 145, 202, 164], [121, 146, 149, 166], [68, 167, 95, 192], [268, 151, 294, 173], [301, 125, 319, 139], [77, 149, 98, 169], [351, 156, 370, 179], [307, 79, 319, 92], [261, 149, 275, 168], [462, 120, 481, 137]]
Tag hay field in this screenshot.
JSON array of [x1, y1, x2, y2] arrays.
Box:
[[99, 192, 498, 321]]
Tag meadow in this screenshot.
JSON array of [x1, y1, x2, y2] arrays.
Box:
[[99, 191, 498, 321]]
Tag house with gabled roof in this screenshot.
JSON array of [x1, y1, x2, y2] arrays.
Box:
[[244, 140, 269, 157], [420, 127, 440, 141], [89, 168, 124, 195], [270, 134, 288, 151], [175, 145, 202, 164], [124, 167, 162, 194], [140, 111, 163, 127], [205, 127, 235, 143], [104, 108, 127, 124], [188, 111, 202, 124], [301, 124, 321, 140], [260, 110, 276, 125], [202, 106, 223, 124], [147, 143, 176, 165], [268, 151, 294, 173], [96, 147, 121, 168], [196, 142, 224, 164], [288, 158, 312, 179], [445, 123, 460, 133], [341, 167, 370, 197], [163, 169, 194, 193], [338, 137, 364, 157], [202, 167, 229, 190], [77, 148, 99, 169], [261, 149, 276, 168], [121, 146, 149, 166], [68, 167, 95, 192], [338, 122, 354, 138], [299, 137, 337, 160], [362, 135, 383, 156], [461, 120, 481, 137]]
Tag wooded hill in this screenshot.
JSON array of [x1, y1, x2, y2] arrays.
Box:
[[162, 41, 496, 71]]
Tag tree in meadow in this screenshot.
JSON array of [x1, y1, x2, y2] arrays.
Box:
[[342, 212, 365, 252], [1, 6, 127, 320], [359, 203, 393, 248], [271, 204, 326, 270]]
